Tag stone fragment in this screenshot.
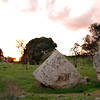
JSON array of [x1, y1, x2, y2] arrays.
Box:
[[80, 77, 90, 85], [93, 51, 100, 81]]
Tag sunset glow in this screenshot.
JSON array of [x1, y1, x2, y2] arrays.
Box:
[[0, 0, 100, 60]]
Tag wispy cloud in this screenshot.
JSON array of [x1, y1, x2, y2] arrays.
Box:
[[2, 0, 100, 30], [47, 0, 100, 30], [22, 0, 38, 12], [63, 8, 95, 30], [1, 0, 38, 12], [2, 0, 8, 3]]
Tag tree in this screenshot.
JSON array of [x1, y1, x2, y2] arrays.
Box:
[[81, 23, 100, 55], [0, 48, 7, 62], [16, 40, 28, 70], [21, 37, 57, 65], [70, 43, 80, 67], [0, 48, 3, 56], [16, 40, 25, 55]]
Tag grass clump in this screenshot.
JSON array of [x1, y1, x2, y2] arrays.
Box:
[[0, 96, 96, 100]]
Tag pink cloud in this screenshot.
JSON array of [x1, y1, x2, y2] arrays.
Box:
[[2, 0, 8, 3], [2, 0, 100, 30], [48, 7, 70, 22], [46, 0, 56, 10], [46, 0, 70, 22], [47, 0, 100, 30], [3, 0, 38, 12], [21, 0, 38, 12], [63, 8, 95, 30]]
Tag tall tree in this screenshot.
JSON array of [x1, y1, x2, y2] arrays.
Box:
[[70, 43, 80, 67], [81, 23, 100, 55], [21, 37, 57, 65]]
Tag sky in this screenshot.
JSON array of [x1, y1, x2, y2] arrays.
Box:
[[0, 0, 100, 60]]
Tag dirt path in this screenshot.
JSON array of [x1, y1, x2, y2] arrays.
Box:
[[33, 92, 100, 97], [0, 80, 25, 97], [6, 80, 26, 96]]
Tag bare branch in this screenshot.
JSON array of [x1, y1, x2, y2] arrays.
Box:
[[16, 40, 25, 55]]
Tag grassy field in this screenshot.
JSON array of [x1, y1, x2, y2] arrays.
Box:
[[0, 56, 100, 99], [0, 95, 97, 100]]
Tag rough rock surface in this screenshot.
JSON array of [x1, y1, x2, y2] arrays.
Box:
[[33, 50, 81, 89], [93, 50, 100, 81]]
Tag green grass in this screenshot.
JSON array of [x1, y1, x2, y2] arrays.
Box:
[[0, 56, 100, 99], [66, 56, 96, 81], [0, 78, 7, 92], [0, 95, 96, 100]]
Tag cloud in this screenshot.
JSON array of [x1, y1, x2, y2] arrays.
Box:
[[63, 8, 95, 30], [2, 0, 8, 3], [92, 0, 100, 22], [47, 0, 100, 30], [47, 0, 70, 22], [1, 0, 100, 30], [1, 0, 38, 12], [22, 0, 38, 12], [48, 7, 70, 22]]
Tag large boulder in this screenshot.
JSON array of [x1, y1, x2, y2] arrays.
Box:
[[93, 50, 100, 81], [33, 50, 81, 89]]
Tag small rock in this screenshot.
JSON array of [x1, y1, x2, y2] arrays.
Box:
[[80, 77, 90, 85], [95, 98, 100, 100], [18, 95, 26, 98], [84, 77, 90, 82], [56, 95, 62, 98], [87, 93, 91, 96]]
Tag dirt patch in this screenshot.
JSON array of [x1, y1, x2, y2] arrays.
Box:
[[35, 92, 100, 97], [91, 90, 100, 96], [0, 80, 100, 97], [0, 80, 26, 97]]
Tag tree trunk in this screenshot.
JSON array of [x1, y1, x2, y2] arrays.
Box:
[[74, 55, 77, 68], [26, 55, 29, 70]]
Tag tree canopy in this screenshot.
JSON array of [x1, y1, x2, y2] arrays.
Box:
[[81, 23, 100, 55], [21, 37, 57, 65]]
